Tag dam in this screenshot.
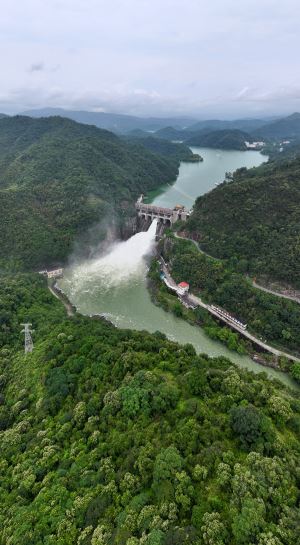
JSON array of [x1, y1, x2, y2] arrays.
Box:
[[135, 194, 190, 226]]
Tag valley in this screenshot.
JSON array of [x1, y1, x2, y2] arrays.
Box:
[[56, 147, 299, 386]]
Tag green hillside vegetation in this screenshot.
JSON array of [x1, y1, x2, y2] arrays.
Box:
[[186, 130, 252, 150], [0, 116, 181, 271], [0, 273, 300, 544], [183, 155, 300, 288], [152, 127, 253, 150], [159, 237, 300, 360], [255, 112, 300, 140], [124, 135, 198, 162]]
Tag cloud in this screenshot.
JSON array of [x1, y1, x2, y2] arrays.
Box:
[[234, 86, 300, 103], [0, 0, 300, 117], [235, 87, 252, 100], [28, 61, 45, 73]]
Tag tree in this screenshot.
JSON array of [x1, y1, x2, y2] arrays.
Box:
[[230, 404, 272, 451], [231, 498, 266, 544], [201, 512, 227, 545], [291, 362, 300, 384], [152, 447, 183, 502]]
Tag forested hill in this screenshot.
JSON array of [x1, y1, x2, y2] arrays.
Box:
[[0, 115, 180, 271], [0, 272, 300, 544], [186, 129, 252, 150], [124, 135, 196, 162], [184, 155, 300, 287], [255, 112, 300, 140]]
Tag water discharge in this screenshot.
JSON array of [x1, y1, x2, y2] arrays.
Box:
[[68, 220, 158, 294]]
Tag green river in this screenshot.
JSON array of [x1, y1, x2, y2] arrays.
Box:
[[59, 148, 296, 388]]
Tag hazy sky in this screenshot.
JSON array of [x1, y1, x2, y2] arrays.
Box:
[[1, 0, 300, 118]]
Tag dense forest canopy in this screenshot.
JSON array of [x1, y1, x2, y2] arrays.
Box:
[[182, 154, 300, 287], [0, 116, 183, 270], [0, 273, 299, 544]]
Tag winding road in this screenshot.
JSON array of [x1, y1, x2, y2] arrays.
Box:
[[160, 255, 300, 364], [175, 233, 300, 305]]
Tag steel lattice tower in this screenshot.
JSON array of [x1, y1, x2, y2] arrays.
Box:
[[21, 323, 34, 354]]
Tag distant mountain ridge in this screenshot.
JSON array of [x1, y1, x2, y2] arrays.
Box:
[[21, 107, 197, 134], [255, 112, 300, 140], [19, 108, 300, 148], [152, 113, 300, 148], [187, 117, 272, 133]]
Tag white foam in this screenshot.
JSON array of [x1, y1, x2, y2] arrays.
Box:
[[66, 220, 158, 294]]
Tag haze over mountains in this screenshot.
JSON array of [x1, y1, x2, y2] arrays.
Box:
[[17, 108, 300, 146], [21, 108, 197, 134]]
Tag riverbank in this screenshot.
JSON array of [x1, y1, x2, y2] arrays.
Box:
[[153, 235, 300, 383], [147, 263, 299, 391], [153, 253, 299, 362], [171, 233, 300, 360], [48, 278, 76, 317]]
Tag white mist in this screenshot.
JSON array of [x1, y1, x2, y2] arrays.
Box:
[[67, 219, 158, 294]]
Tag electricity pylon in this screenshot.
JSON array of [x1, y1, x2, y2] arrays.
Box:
[[21, 323, 34, 354]]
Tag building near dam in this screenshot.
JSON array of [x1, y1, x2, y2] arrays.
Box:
[[177, 281, 190, 295], [39, 268, 64, 279]]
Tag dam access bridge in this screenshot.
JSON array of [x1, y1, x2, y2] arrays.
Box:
[[135, 195, 191, 225]]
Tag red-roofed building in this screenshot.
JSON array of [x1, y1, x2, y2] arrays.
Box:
[[177, 281, 189, 295]]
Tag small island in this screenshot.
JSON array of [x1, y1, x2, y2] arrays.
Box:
[[182, 152, 203, 162]]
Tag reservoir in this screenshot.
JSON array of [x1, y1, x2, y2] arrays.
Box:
[[59, 148, 295, 388]]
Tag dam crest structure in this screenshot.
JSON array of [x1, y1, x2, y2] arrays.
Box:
[[135, 195, 191, 235]]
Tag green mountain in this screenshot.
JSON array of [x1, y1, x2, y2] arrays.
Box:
[[184, 155, 300, 287], [153, 126, 192, 141], [127, 129, 150, 138], [188, 118, 269, 133], [255, 113, 300, 140], [22, 108, 197, 134], [186, 129, 252, 150], [124, 135, 197, 162], [0, 272, 299, 544], [0, 116, 181, 270]]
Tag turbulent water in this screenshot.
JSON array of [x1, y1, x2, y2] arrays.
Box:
[[67, 220, 157, 294], [61, 220, 158, 326]]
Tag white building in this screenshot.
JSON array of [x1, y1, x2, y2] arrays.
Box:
[[177, 281, 189, 295], [245, 141, 265, 149], [42, 268, 64, 279]]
